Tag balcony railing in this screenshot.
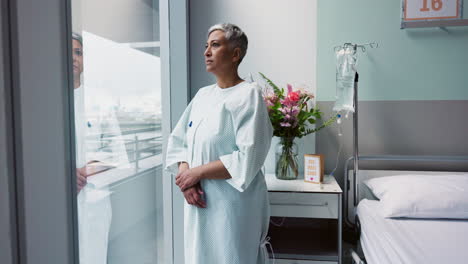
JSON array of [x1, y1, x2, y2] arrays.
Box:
[[84, 124, 162, 189]]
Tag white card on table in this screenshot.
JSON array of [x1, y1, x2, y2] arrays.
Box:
[[304, 154, 324, 183]]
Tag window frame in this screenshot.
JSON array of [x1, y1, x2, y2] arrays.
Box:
[[0, 0, 18, 263], [1, 0, 190, 263]]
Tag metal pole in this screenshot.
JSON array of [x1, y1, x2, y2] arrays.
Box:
[[134, 135, 139, 171], [353, 72, 359, 206]]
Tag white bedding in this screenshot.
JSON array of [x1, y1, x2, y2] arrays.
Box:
[[356, 199, 468, 264]]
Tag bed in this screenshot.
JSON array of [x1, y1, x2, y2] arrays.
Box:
[[357, 199, 468, 264], [344, 156, 468, 264]]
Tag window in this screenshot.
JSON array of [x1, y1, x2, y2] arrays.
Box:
[[71, 1, 164, 263]]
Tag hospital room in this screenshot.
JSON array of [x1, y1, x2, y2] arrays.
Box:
[[1, 0, 468, 264]]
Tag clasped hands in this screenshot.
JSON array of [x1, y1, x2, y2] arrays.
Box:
[[76, 161, 110, 194], [76, 166, 88, 194], [176, 162, 206, 208]]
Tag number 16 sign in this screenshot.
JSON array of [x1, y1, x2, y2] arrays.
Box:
[[403, 0, 461, 21]]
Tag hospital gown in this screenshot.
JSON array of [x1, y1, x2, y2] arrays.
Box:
[[75, 86, 128, 264], [165, 81, 273, 264]]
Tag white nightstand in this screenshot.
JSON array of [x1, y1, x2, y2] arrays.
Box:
[[265, 174, 343, 264]]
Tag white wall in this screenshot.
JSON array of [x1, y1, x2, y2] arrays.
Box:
[[189, 0, 318, 173]]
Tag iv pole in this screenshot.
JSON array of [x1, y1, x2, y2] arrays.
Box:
[[353, 71, 359, 206], [333, 42, 378, 228]]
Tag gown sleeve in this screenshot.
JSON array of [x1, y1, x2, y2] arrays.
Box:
[[164, 98, 195, 175], [220, 85, 273, 192]]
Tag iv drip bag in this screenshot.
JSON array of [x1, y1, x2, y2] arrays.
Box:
[[333, 46, 357, 113]]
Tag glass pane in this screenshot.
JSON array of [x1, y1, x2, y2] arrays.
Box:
[[70, 1, 163, 263]]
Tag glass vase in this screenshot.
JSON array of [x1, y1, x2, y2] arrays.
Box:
[[275, 137, 299, 180]]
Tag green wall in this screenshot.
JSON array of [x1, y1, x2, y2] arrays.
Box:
[[317, 0, 468, 101]]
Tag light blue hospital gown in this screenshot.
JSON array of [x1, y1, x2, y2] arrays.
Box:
[[165, 81, 273, 264]]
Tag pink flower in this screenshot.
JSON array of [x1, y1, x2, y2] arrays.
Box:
[[263, 92, 279, 109], [280, 122, 291, 127], [287, 84, 293, 94], [263, 89, 279, 109], [295, 87, 315, 101], [264, 99, 274, 107], [288, 91, 300, 102], [288, 115, 298, 127], [280, 97, 297, 107], [291, 106, 300, 115]]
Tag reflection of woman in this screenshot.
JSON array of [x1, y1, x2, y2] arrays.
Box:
[[165, 23, 273, 264], [73, 32, 113, 264]]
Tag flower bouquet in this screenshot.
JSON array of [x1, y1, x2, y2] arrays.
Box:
[[260, 72, 335, 180]]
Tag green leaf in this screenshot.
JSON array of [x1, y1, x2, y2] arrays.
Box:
[[259, 72, 283, 97], [302, 114, 338, 136], [311, 108, 322, 119]]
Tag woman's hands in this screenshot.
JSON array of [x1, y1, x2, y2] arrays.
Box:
[[183, 183, 206, 208], [76, 167, 88, 194], [176, 165, 204, 192], [175, 160, 231, 207], [177, 162, 206, 208]]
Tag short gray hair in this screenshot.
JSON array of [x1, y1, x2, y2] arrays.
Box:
[[208, 23, 248, 64], [72, 32, 83, 47]]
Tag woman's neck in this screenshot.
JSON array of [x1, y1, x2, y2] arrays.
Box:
[[74, 79, 81, 89], [215, 71, 243, 89]]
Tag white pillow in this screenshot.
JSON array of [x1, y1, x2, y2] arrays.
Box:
[[364, 174, 468, 219]]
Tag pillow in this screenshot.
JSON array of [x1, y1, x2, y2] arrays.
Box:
[[364, 174, 468, 219]]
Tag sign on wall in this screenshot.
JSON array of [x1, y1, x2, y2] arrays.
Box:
[[403, 0, 462, 21]]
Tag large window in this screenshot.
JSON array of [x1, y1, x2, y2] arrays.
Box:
[[71, 1, 163, 263]]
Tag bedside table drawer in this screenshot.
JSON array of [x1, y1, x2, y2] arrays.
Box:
[[269, 192, 339, 219]]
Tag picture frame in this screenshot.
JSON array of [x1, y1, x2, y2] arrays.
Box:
[[304, 154, 324, 184]]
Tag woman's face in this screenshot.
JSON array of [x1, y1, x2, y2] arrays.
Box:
[[72, 39, 84, 78], [204, 30, 239, 74]]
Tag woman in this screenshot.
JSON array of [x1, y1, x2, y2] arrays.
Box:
[[73, 32, 113, 264], [165, 23, 273, 264]]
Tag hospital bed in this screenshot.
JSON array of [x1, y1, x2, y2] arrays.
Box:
[[332, 43, 468, 263], [343, 155, 468, 264]]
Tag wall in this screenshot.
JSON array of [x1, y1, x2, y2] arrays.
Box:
[[316, 0, 468, 186], [189, 0, 318, 173], [317, 0, 468, 101]]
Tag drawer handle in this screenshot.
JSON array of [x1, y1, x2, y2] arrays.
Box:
[[270, 202, 328, 206]]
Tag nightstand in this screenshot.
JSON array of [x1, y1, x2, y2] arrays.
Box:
[[265, 174, 342, 264]]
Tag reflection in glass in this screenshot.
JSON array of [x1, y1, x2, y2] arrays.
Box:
[[71, 1, 162, 263]]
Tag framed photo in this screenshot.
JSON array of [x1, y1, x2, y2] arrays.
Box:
[[304, 154, 324, 184]]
